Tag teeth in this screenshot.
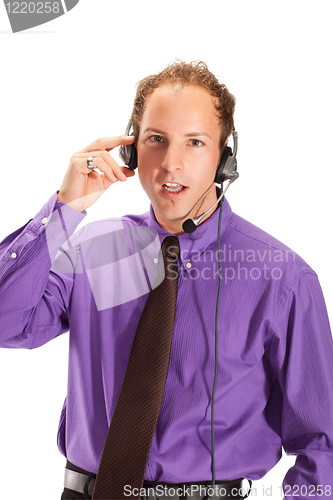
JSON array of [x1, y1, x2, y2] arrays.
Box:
[[163, 183, 185, 193]]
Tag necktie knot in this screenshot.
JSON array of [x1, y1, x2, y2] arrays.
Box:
[[162, 236, 180, 258], [162, 236, 180, 280]]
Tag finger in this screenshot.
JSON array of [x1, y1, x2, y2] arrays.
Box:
[[86, 157, 118, 183], [86, 157, 134, 183], [75, 151, 131, 182], [79, 135, 135, 154], [121, 167, 135, 178], [104, 135, 136, 152]]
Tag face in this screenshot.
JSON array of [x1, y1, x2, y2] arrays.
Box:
[[136, 84, 221, 235]]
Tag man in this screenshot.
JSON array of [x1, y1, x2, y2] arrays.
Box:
[[0, 61, 332, 499]]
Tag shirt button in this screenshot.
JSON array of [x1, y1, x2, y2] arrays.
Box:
[[11, 252, 17, 259], [153, 258, 158, 264], [41, 217, 48, 225], [186, 262, 192, 269]]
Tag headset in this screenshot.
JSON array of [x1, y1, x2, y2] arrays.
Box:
[[119, 119, 239, 233], [119, 119, 239, 185], [119, 120, 250, 497]]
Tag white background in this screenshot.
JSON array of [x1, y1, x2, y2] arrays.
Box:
[[0, 1, 332, 498]]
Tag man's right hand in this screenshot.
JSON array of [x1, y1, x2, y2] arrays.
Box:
[[57, 135, 136, 212]]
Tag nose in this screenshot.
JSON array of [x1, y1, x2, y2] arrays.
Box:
[[160, 142, 184, 172]]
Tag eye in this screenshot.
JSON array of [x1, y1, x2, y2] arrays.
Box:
[[149, 135, 164, 143], [189, 139, 203, 146]]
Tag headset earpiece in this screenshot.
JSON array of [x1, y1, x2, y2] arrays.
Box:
[[214, 129, 239, 185], [119, 120, 138, 170], [214, 146, 232, 184]]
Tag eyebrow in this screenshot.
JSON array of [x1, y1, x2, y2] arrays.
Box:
[[142, 127, 212, 140], [184, 132, 212, 140]]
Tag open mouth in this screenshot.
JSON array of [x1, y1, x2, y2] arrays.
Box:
[[162, 183, 187, 193]]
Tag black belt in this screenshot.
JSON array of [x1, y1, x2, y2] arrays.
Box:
[[64, 461, 252, 499]]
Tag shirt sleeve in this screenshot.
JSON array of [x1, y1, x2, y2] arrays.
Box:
[[273, 270, 333, 497], [0, 193, 86, 349]]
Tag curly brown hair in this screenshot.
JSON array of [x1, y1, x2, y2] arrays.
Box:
[[131, 60, 236, 150]]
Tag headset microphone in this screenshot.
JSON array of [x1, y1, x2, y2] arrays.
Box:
[[182, 129, 239, 233], [182, 178, 236, 233]]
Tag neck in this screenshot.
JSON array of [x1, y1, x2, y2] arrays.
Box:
[[153, 188, 219, 235]]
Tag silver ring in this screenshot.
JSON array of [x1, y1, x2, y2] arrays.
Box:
[[87, 156, 94, 169]]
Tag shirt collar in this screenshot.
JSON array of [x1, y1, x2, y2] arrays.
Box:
[[147, 188, 232, 269]]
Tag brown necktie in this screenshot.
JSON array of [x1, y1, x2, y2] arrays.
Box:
[[92, 236, 180, 500]]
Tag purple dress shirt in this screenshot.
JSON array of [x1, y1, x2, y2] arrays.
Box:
[[0, 191, 332, 496]]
